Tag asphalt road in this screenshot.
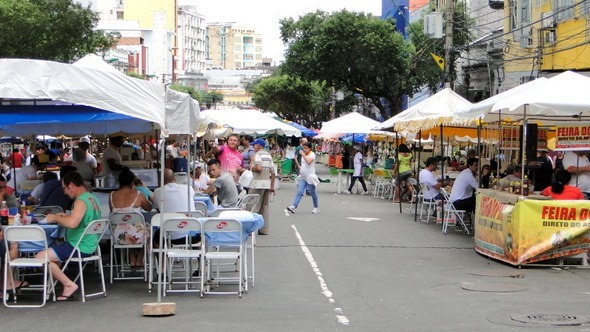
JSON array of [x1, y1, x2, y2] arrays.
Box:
[[2, 164, 590, 331]]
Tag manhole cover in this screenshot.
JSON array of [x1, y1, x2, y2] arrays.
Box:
[[510, 313, 590, 326], [467, 269, 525, 278], [461, 281, 527, 292]]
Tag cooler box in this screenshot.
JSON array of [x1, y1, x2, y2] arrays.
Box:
[[173, 158, 188, 172]]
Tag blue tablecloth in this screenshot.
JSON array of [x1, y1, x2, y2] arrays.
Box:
[[194, 195, 216, 211], [197, 213, 264, 244], [18, 224, 61, 253]]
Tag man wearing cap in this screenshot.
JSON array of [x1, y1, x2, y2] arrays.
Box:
[[78, 136, 98, 175], [103, 135, 125, 182], [249, 138, 275, 235], [347, 145, 368, 195]]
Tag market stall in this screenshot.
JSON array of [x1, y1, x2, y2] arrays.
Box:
[[456, 71, 590, 265], [475, 189, 590, 265]]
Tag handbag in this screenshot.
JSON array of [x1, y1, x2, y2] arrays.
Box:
[[238, 169, 254, 188]]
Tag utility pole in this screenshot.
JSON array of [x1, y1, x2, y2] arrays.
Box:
[[330, 85, 336, 119], [444, 0, 454, 89]]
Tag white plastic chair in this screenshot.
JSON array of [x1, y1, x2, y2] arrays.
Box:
[[193, 200, 208, 216], [200, 218, 244, 298], [61, 219, 109, 302], [236, 194, 260, 212], [161, 217, 203, 295], [418, 183, 438, 223], [440, 188, 470, 234], [3, 226, 55, 308], [147, 212, 186, 292], [108, 212, 148, 283], [216, 210, 256, 289]]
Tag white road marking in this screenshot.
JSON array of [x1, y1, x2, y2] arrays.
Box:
[[346, 217, 380, 222], [291, 225, 350, 326]]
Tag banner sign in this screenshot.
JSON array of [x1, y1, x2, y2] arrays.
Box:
[[555, 123, 590, 150], [500, 127, 520, 150], [537, 128, 547, 150], [475, 190, 590, 265]]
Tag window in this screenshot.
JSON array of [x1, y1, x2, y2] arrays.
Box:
[[554, 0, 574, 21], [521, 0, 531, 23], [580, 0, 590, 16]]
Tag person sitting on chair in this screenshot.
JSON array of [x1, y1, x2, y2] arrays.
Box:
[[449, 158, 479, 214], [419, 157, 446, 201], [203, 159, 239, 208], [35, 171, 102, 301]]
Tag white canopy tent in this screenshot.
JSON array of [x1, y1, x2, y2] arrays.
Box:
[[200, 108, 301, 137], [376, 88, 472, 133], [0, 56, 199, 137], [319, 112, 382, 135], [454, 71, 590, 124]]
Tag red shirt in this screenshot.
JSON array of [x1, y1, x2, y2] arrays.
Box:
[[541, 185, 585, 200], [9, 152, 23, 168]]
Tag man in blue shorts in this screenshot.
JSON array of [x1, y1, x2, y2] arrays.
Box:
[[35, 171, 101, 301]]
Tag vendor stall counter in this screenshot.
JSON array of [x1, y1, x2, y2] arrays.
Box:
[[474, 189, 590, 266]]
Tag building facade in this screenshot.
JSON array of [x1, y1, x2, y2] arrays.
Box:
[[206, 23, 263, 69]]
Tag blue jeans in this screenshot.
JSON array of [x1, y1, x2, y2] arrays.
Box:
[[293, 179, 318, 208]]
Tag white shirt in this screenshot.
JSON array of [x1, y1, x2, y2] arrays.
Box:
[[166, 144, 179, 158], [562, 151, 590, 193], [8, 165, 38, 190], [449, 168, 479, 202], [353, 152, 363, 176], [191, 173, 210, 191], [419, 168, 440, 200], [102, 146, 122, 179], [153, 182, 196, 240]]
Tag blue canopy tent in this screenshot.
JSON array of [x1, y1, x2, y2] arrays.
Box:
[[285, 120, 317, 137], [0, 105, 153, 136]]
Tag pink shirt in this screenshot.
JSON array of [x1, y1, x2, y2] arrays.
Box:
[[217, 145, 243, 181]]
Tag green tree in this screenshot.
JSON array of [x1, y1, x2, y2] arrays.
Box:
[[252, 75, 330, 128], [169, 84, 223, 110], [0, 0, 119, 62], [280, 10, 417, 118]]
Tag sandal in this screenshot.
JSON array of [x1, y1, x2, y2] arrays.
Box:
[[56, 295, 77, 301]]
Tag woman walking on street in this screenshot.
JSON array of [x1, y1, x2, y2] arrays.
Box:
[[347, 145, 368, 195], [287, 142, 320, 214]]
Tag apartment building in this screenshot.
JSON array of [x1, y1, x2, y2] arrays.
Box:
[[206, 23, 263, 69]]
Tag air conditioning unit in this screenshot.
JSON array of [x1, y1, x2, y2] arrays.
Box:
[[541, 12, 555, 28], [424, 12, 444, 38], [545, 30, 557, 44]]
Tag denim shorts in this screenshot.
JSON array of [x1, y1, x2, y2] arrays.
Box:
[[51, 241, 91, 262]]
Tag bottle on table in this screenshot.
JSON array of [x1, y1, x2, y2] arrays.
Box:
[[522, 175, 530, 196], [0, 201, 8, 226]]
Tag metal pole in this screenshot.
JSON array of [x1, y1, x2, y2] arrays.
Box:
[[444, 0, 454, 89]]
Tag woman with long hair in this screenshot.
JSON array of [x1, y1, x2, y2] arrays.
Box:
[[287, 142, 320, 214], [393, 143, 414, 203], [542, 169, 584, 200]]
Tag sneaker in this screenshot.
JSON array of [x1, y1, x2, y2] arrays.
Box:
[[346, 191, 352, 195], [312, 208, 320, 214], [287, 206, 296, 214], [361, 191, 369, 195]]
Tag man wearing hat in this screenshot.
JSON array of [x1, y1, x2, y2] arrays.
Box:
[[78, 136, 98, 175], [347, 145, 368, 195], [249, 138, 276, 235], [102, 135, 125, 182]]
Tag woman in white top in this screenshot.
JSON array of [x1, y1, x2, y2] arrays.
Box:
[[287, 142, 320, 214], [109, 167, 152, 268], [347, 145, 368, 194]]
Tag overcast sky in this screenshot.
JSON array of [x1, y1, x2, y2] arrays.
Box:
[[78, 0, 382, 63]]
